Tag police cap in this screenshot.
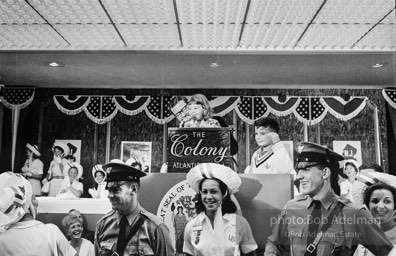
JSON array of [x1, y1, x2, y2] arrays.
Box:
[[103, 159, 146, 183], [295, 142, 344, 169]]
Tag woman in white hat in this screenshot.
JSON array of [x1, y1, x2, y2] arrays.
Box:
[[0, 172, 76, 255], [184, 163, 257, 256], [43, 141, 70, 197], [21, 143, 44, 196], [57, 162, 83, 199], [340, 159, 360, 202], [352, 172, 396, 256], [88, 164, 108, 199]]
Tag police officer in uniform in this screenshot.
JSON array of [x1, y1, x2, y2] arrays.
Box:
[[265, 142, 396, 256], [94, 159, 174, 256]]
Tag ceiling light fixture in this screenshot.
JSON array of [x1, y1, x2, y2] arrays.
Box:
[[49, 62, 60, 67], [372, 62, 388, 68], [210, 62, 219, 68]]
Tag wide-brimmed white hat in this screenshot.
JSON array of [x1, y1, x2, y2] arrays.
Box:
[[186, 163, 241, 194], [92, 164, 106, 181], [26, 143, 41, 157], [351, 172, 396, 205], [52, 141, 69, 156], [0, 172, 35, 231], [63, 162, 83, 180]]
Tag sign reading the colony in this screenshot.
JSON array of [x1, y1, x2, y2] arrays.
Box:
[[167, 128, 232, 172]]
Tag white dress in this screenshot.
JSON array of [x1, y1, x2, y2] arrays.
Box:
[[183, 212, 257, 256], [22, 158, 44, 196], [56, 177, 83, 199]]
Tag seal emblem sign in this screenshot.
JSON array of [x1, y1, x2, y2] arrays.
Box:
[[157, 180, 197, 254]]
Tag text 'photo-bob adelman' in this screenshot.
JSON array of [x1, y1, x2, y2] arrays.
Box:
[[265, 142, 396, 256]]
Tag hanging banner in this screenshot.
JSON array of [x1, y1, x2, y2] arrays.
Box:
[[383, 89, 396, 109], [52, 94, 369, 126], [167, 128, 232, 172], [1, 87, 35, 109], [262, 96, 300, 116], [235, 96, 269, 124], [145, 96, 174, 124], [293, 97, 327, 125]]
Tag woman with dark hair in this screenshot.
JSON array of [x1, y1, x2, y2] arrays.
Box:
[[341, 159, 360, 201], [184, 163, 257, 256], [22, 143, 44, 196], [43, 141, 69, 197], [352, 172, 396, 256], [88, 165, 108, 199]]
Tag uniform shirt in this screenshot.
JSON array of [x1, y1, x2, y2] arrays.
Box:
[[265, 190, 393, 256], [183, 212, 257, 256], [0, 220, 76, 256], [95, 204, 174, 256], [245, 142, 294, 175]]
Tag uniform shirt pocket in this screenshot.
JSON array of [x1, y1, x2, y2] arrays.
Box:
[[98, 242, 115, 256], [127, 245, 154, 256]]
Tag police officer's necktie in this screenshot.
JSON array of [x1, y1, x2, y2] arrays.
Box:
[[116, 215, 128, 256], [307, 200, 322, 255]]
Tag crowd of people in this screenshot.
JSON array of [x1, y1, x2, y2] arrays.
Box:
[[1, 93, 396, 255]]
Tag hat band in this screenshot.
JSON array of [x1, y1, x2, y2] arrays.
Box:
[[357, 174, 379, 186], [296, 158, 329, 164]]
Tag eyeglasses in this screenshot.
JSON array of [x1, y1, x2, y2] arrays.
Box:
[[174, 105, 188, 117]]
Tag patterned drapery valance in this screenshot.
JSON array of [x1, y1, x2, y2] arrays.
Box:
[[1, 87, 35, 109], [53, 94, 368, 125]]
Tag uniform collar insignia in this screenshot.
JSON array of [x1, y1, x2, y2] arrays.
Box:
[[297, 145, 304, 154]]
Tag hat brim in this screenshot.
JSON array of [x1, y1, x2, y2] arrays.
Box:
[[52, 142, 70, 156], [187, 163, 241, 194], [26, 143, 41, 157], [63, 162, 83, 180], [92, 165, 106, 180], [103, 162, 146, 182], [351, 172, 396, 205]]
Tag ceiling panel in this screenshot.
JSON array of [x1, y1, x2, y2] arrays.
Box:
[[176, 0, 247, 24], [54, 24, 124, 48], [0, 1, 394, 88], [241, 24, 306, 49], [0, 0, 394, 50], [300, 24, 370, 50], [0, 25, 68, 48], [181, 24, 242, 49], [247, 0, 322, 24], [316, 0, 395, 24], [118, 24, 180, 48], [102, 0, 176, 24]]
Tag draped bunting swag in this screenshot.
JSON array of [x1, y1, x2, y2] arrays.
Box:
[[0, 87, 35, 172], [1, 87, 35, 109], [53, 95, 367, 125], [383, 89, 396, 109]]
